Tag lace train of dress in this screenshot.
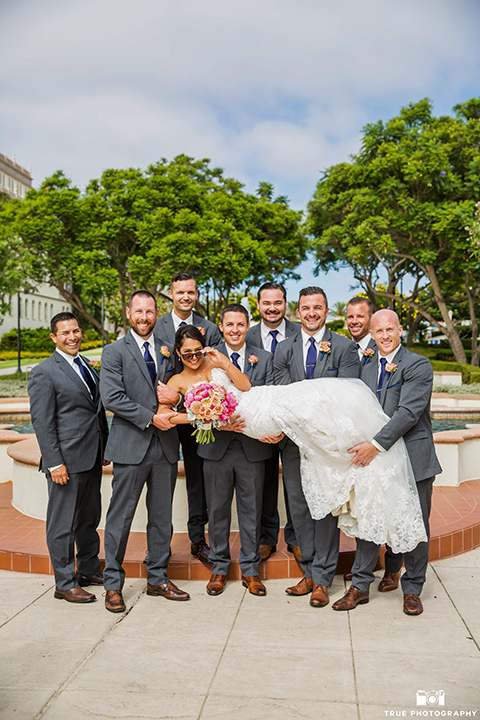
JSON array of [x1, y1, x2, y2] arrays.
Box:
[[211, 369, 427, 554]]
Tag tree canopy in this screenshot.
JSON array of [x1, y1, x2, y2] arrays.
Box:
[[307, 98, 480, 363]]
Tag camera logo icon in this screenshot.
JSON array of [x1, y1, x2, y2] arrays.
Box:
[[416, 690, 446, 706]]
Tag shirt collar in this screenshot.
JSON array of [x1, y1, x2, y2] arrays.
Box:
[[130, 328, 155, 352], [226, 344, 246, 368], [171, 310, 193, 331], [301, 326, 326, 346], [260, 319, 286, 344], [357, 333, 372, 351], [378, 345, 400, 365], [55, 347, 79, 366]]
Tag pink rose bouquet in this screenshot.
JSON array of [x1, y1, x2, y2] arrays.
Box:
[[184, 381, 238, 444]]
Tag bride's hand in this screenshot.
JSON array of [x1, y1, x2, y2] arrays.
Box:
[[202, 347, 230, 370], [259, 433, 285, 444]]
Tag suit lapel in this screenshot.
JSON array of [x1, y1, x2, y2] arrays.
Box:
[[362, 356, 378, 395], [313, 328, 332, 379], [54, 353, 94, 405], [292, 333, 306, 380], [381, 345, 404, 403], [126, 332, 153, 386]]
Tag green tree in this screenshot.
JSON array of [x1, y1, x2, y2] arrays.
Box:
[[0, 193, 35, 322], [307, 98, 480, 364]]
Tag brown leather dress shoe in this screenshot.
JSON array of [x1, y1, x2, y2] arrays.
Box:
[[242, 576, 267, 596], [76, 571, 104, 586], [285, 577, 314, 596], [378, 571, 401, 593], [206, 574, 226, 596], [54, 585, 96, 603], [105, 590, 126, 613], [309, 584, 329, 608], [403, 594, 423, 615], [332, 586, 369, 611], [191, 540, 211, 565], [147, 581, 190, 601], [286, 544, 302, 562], [259, 544, 276, 561]]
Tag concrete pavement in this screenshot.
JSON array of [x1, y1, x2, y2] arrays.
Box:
[[0, 549, 479, 720]]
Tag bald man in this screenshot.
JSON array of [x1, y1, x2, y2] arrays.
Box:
[[333, 310, 441, 616]]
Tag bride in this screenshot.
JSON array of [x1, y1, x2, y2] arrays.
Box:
[[159, 325, 427, 554]]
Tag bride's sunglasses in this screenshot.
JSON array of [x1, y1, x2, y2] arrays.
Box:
[[180, 350, 205, 362]]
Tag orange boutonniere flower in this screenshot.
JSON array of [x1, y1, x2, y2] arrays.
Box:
[[88, 360, 100, 369], [160, 345, 170, 365], [385, 362, 397, 374], [319, 340, 331, 360], [196, 326, 206, 336], [363, 348, 375, 358], [247, 354, 258, 371]]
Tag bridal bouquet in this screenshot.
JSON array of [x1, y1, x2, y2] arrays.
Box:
[[184, 381, 238, 444]]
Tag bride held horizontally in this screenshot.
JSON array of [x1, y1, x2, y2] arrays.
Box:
[[158, 325, 427, 554]]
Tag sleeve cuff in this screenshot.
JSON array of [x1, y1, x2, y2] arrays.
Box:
[[371, 439, 386, 453]]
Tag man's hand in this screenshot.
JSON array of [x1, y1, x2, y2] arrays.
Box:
[[51, 465, 69, 485], [152, 411, 177, 431], [259, 432, 285, 444], [220, 413, 246, 433], [157, 381, 180, 406], [102, 459, 111, 466], [347, 442, 379, 467]]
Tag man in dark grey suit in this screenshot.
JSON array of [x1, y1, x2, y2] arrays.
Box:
[[198, 303, 274, 597], [246, 281, 300, 561], [155, 272, 222, 564], [274, 287, 360, 607], [100, 291, 190, 613], [333, 309, 441, 616], [28, 312, 109, 603]]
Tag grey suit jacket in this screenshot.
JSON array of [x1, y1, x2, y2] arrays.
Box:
[[360, 344, 441, 482], [197, 342, 274, 463], [246, 318, 300, 352], [274, 328, 360, 385], [28, 352, 108, 474], [155, 312, 222, 347], [100, 331, 179, 465]]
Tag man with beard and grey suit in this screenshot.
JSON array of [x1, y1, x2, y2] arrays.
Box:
[[198, 303, 275, 597], [333, 309, 441, 616], [28, 312, 109, 603], [274, 286, 360, 608], [245, 281, 301, 562], [100, 291, 190, 613], [155, 272, 222, 565]]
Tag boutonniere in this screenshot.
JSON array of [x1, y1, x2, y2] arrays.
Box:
[[196, 326, 206, 336], [160, 346, 170, 365], [319, 340, 331, 360], [385, 362, 397, 374], [362, 347, 375, 365], [247, 354, 258, 371], [88, 359, 100, 370]]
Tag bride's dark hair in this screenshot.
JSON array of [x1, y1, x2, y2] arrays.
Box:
[[174, 324, 207, 353]]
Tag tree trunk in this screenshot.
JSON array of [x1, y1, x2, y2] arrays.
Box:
[[55, 283, 111, 344], [425, 264, 466, 364]]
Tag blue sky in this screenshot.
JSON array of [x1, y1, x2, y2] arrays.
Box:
[[1, 0, 479, 306]]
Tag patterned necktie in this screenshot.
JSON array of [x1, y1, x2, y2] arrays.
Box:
[[269, 330, 279, 355], [143, 341, 157, 385], [305, 337, 317, 379], [231, 352, 241, 370], [74, 357, 96, 396], [377, 357, 387, 399]]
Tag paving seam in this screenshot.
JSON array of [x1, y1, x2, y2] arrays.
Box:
[[343, 578, 362, 720], [0, 580, 54, 630], [430, 563, 480, 653], [32, 585, 146, 720], [197, 586, 248, 719]]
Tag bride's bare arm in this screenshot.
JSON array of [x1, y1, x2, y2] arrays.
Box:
[[203, 347, 251, 391]]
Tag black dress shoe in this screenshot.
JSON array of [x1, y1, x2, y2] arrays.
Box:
[[191, 540, 211, 565], [54, 585, 96, 603], [76, 571, 104, 586]]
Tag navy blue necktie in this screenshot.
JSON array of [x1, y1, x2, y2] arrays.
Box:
[[305, 337, 317, 379], [74, 357, 96, 396], [180, 321, 187, 327], [231, 352, 241, 370], [269, 330, 279, 355], [377, 357, 387, 399], [143, 342, 157, 385]]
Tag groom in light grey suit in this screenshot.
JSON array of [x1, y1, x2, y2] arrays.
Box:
[[100, 291, 190, 613], [333, 309, 441, 615], [274, 287, 360, 608], [198, 303, 274, 597], [28, 312, 109, 603]]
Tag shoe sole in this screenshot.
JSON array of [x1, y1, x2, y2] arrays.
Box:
[[54, 592, 96, 603], [378, 585, 399, 593], [309, 600, 329, 608], [403, 607, 423, 616], [105, 604, 126, 613], [285, 588, 312, 596], [206, 588, 224, 596], [332, 598, 369, 611], [146, 590, 190, 600], [242, 582, 266, 596]]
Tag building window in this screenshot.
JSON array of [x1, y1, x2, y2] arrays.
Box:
[[32, 300, 35, 320], [44, 303, 48, 322], [25, 299, 28, 318]]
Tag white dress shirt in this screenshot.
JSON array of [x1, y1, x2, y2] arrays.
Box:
[[355, 333, 372, 360], [171, 310, 193, 332], [372, 345, 401, 452], [301, 327, 327, 365], [260, 319, 287, 353], [226, 344, 246, 371], [130, 329, 157, 372]]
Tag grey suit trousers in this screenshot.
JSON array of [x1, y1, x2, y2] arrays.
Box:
[[203, 437, 264, 577], [46, 453, 102, 591], [281, 438, 340, 586], [352, 476, 434, 596], [103, 436, 177, 591]]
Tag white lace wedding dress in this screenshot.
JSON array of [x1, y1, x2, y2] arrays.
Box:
[[212, 369, 427, 554]]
